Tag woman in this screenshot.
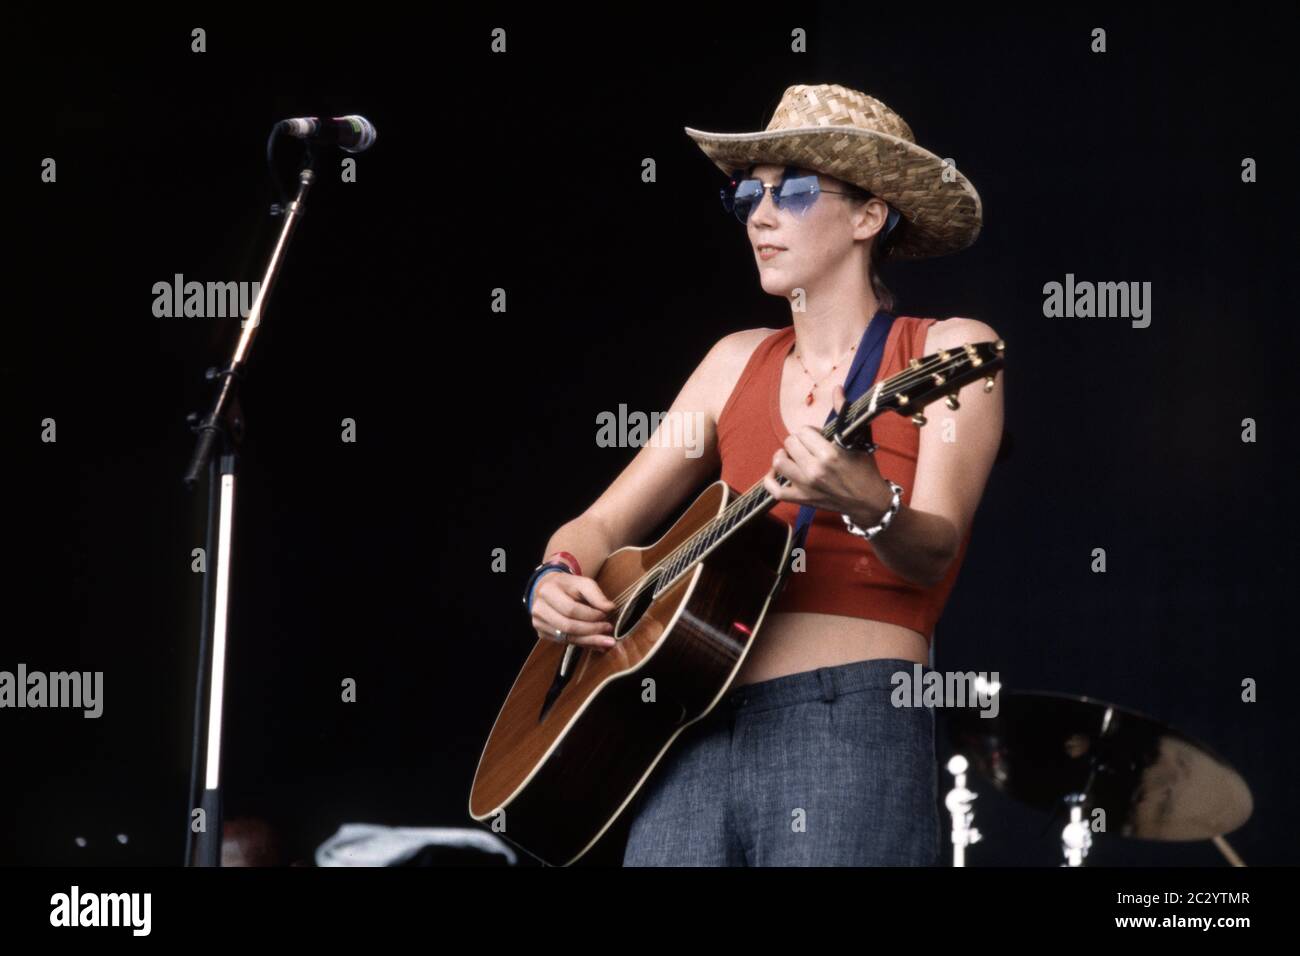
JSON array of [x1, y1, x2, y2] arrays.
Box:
[[523, 84, 1003, 865]]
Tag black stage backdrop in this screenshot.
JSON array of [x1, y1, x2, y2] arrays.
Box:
[[8, 8, 1298, 867]]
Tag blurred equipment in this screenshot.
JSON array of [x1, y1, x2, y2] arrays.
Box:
[[947, 689, 1253, 866], [315, 824, 517, 866], [944, 755, 982, 867]]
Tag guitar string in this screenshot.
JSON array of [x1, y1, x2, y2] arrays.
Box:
[[594, 347, 1001, 613]]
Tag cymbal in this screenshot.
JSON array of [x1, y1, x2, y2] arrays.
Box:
[[946, 690, 1252, 841]]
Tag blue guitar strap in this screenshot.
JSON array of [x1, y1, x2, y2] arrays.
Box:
[[790, 308, 897, 552]]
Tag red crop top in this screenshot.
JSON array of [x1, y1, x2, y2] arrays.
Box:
[[715, 317, 972, 642]]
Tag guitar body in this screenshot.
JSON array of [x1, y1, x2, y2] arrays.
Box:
[[468, 480, 793, 866]]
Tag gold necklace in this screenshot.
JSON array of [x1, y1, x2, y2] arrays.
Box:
[[793, 342, 856, 405]]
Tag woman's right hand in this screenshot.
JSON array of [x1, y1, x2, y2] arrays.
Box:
[[530, 572, 618, 651]]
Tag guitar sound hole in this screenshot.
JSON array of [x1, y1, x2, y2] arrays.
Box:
[[614, 579, 658, 639]]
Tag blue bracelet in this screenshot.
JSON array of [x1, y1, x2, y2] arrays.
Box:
[[524, 563, 571, 614]]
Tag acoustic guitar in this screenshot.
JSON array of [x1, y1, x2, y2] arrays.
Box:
[[469, 338, 1006, 865]]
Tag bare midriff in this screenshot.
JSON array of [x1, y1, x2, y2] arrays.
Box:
[[733, 611, 928, 686]]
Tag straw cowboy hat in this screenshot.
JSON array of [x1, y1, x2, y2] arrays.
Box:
[[684, 83, 982, 260]]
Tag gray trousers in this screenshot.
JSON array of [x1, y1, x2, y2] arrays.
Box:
[[622, 658, 940, 866]]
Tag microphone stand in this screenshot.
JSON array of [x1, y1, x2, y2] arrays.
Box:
[[182, 162, 317, 866]]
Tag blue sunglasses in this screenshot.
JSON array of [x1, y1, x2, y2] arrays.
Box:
[[721, 166, 901, 240]]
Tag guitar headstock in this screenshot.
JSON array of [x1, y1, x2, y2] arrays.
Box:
[[843, 339, 1006, 435]]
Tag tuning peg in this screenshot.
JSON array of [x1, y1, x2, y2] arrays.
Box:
[[964, 343, 983, 367], [931, 372, 947, 386], [909, 357, 921, 369], [911, 413, 927, 426], [983, 375, 996, 393], [945, 393, 960, 410]]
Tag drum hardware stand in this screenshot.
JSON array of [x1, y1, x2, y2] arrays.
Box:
[[1060, 793, 1092, 866], [946, 689, 1255, 867], [944, 755, 982, 867], [1211, 834, 1246, 866]]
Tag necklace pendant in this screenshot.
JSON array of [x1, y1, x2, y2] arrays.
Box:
[[804, 390, 815, 406]]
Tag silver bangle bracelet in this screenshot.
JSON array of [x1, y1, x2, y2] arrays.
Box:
[[842, 480, 904, 540]]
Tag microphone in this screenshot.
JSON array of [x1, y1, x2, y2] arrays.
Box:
[[278, 115, 377, 153]]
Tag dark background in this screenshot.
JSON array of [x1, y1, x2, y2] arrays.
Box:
[[7, 6, 1297, 866]]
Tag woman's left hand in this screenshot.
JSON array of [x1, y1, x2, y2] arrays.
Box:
[[762, 385, 892, 520]]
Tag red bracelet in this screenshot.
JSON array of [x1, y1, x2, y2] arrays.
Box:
[[548, 551, 582, 576]]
